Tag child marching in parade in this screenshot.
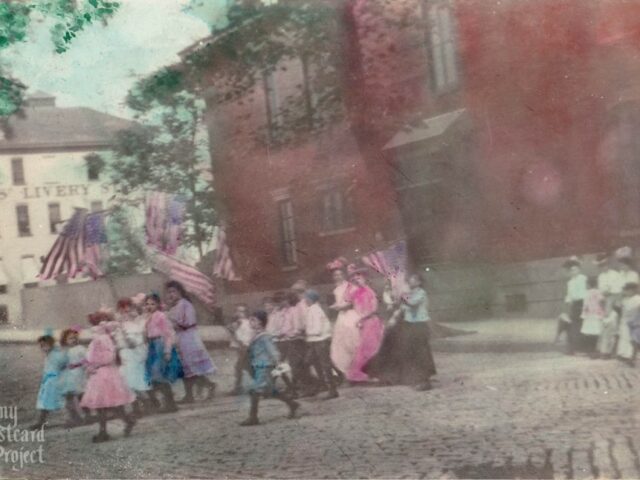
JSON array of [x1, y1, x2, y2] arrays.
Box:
[[115, 296, 151, 416], [80, 311, 136, 443], [165, 280, 217, 403], [31, 333, 66, 430], [240, 310, 300, 426], [303, 289, 338, 399], [229, 303, 255, 395], [59, 326, 88, 427], [144, 293, 183, 413]]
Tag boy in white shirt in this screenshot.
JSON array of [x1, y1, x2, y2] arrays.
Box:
[[229, 304, 255, 395], [303, 289, 338, 400]]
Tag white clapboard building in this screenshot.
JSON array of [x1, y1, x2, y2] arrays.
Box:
[[0, 92, 131, 325]]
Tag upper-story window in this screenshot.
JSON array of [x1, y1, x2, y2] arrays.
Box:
[[86, 154, 103, 181], [277, 198, 297, 267], [11, 158, 25, 185], [427, 1, 459, 93], [264, 70, 281, 141], [320, 186, 355, 233], [263, 58, 309, 143], [48, 203, 61, 234], [16, 204, 31, 237]]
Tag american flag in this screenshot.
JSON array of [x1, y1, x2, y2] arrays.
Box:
[[165, 195, 186, 255], [361, 240, 410, 299], [83, 212, 108, 279], [39, 209, 89, 280], [212, 227, 241, 281], [151, 250, 216, 310], [145, 192, 186, 255]]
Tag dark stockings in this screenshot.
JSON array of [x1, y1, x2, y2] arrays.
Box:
[[94, 407, 136, 442]]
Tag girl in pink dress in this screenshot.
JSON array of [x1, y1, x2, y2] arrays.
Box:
[[80, 311, 136, 443], [346, 265, 385, 383], [328, 259, 361, 378]]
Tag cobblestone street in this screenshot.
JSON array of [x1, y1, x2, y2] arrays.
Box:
[[1, 320, 639, 479]]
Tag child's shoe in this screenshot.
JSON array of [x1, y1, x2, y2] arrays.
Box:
[[239, 418, 259, 426], [323, 391, 339, 400], [206, 382, 217, 401], [92, 432, 111, 443], [124, 417, 136, 437], [287, 401, 300, 419]]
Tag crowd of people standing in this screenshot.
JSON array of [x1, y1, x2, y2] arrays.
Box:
[[31, 257, 438, 440], [559, 251, 640, 365]]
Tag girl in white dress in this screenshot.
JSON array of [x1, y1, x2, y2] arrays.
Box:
[[115, 297, 151, 415], [59, 327, 88, 426]]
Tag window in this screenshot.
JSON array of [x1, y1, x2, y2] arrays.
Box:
[[0, 286, 6, 295], [48, 203, 61, 234], [86, 154, 103, 181], [321, 187, 355, 232], [0, 305, 7, 324], [613, 108, 640, 228], [277, 199, 297, 266], [264, 70, 281, 139], [11, 158, 25, 185], [427, 1, 459, 92], [16, 205, 31, 237], [90, 200, 103, 213]]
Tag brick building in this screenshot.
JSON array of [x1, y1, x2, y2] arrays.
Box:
[[179, 0, 640, 317]]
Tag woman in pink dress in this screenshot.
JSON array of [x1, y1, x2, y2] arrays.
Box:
[[80, 311, 136, 443], [346, 265, 385, 383], [329, 259, 361, 377], [165, 280, 217, 403]]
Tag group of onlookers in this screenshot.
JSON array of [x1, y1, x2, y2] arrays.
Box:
[[559, 251, 640, 364]]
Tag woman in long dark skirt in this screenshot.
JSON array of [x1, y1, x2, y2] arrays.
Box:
[[365, 273, 436, 391]]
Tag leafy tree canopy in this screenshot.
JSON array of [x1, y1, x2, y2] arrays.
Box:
[[0, 0, 120, 118]]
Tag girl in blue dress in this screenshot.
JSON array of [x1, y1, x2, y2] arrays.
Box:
[[31, 334, 67, 429], [240, 310, 299, 426]]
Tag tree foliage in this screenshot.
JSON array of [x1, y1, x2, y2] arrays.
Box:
[[104, 204, 148, 277], [0, 0, 120, 118], [110, 91, 216, 259], [132, 1, 345, 147]]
